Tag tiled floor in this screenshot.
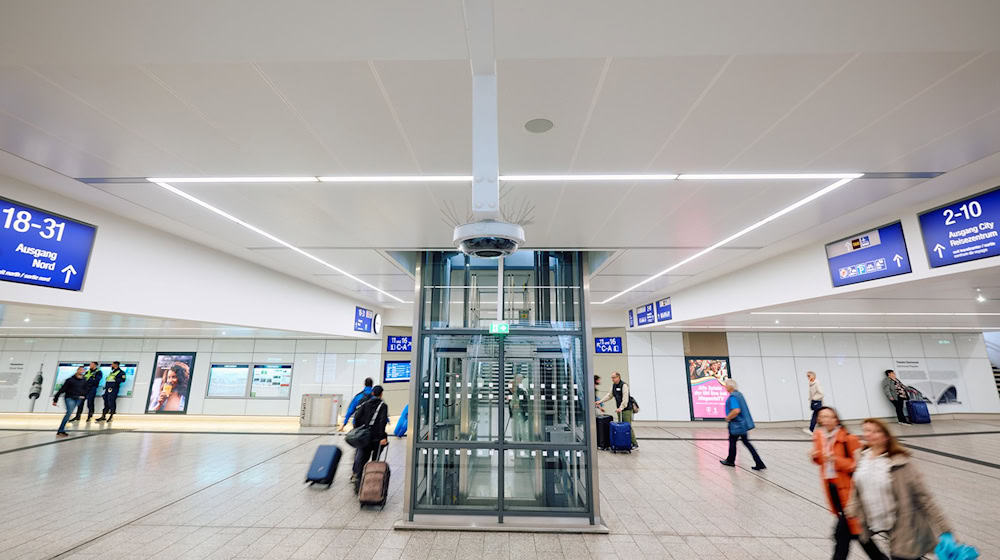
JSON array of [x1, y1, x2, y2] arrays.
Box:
[[1, 417, 997, 560]]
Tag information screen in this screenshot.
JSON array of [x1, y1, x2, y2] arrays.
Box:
[[207, 364, 251, 398], [387, 335, 412, 352], [686, 357, 731, 420], [0, 196, 97, 291], [594, 337, 622, 354], [97, 363, 137, 397], [918, 186, 1000, 268], [384, 361, 411, 383], [354, 306, 374, 333], [251, 364, 293, 398], [825, 222, 912, 287], [52, 362, 88, 395]]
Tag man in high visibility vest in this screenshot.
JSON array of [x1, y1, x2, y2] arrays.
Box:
[[96, 362, 126, 422], [71, 361, 102, 422]]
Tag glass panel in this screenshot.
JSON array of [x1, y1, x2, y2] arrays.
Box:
[[420, 251, 584, 330], [414, 447, 498, 510], [502, 448, 589, 513], [503, 335, 586, 444], [418, 334, 500, 443]]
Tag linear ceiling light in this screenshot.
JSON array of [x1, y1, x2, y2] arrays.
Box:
[[148, 177, 319, 183], [149, 180, 405, 303], [318, 176, 472, 182], [751, 311, 1000, 316], [599, 174, 863, 304], [500, 174, 678, 182], [678, 173, 861, 180]]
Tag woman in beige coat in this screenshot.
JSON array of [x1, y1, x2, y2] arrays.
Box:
[[846, 418, 953, 559]]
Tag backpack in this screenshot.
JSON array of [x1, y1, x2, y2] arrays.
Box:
[[628, 396, 640, 414]]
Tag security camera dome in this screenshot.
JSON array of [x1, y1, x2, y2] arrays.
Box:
[[453, 220, 525, 258]]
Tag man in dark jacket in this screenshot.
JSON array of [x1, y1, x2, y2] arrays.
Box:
[[350, 385, 389, 489], [96, 361, 126, 422], [72, 361, 102, 422], [53, 366, 88, 437]]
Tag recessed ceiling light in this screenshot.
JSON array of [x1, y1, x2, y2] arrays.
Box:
[[147, 177, 319, 183], [774, 320, 780, 324], [524, 118, 554, 133], [318, 176, 472, 183], [977, 293, 987, 303], [23, 317, 30, 323], [501, 173, 678, 182]]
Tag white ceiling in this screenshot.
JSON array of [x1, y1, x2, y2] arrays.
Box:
[[0, 302, 329, 339], [2, 1, 1000, 317]]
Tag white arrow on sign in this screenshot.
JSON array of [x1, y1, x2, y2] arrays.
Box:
[[892, 254, 903, 267], [60, 264, 77, 284], [933, 243, 945, 258]]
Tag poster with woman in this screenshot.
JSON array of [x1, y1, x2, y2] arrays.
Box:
[[686, 357, 732, 420], [146, 353, 196, 414]]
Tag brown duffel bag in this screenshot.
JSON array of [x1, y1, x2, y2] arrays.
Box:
[[359, 446, 390, 507]]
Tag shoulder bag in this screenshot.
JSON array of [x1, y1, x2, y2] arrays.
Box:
[[346, 401, 385, 448]]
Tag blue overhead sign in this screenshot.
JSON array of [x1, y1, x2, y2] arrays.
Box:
[[387, 335, 412, 352], [918, 186, 1000, 268], [635, 303, 655, 326], [354, 307, 374, 333], [0, 196, 97, 291], [826, 222, 912, 288], [655, 298, 672, 322], [628, 309, 634, 328], [594, 337, 622, 354]]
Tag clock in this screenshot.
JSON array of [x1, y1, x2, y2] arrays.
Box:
[[372, 313, 382, 335]]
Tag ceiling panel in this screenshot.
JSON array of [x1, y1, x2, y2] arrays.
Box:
[[590, 274, 691, 293], [498, 58, 606, 172], [727, 52, 975, 171], [812, 51, 1000, 171], [648, 53, 852, 171], [597, 247, 754, 276]]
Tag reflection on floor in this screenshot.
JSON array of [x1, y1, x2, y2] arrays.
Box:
[[0, 416, 997, 559]]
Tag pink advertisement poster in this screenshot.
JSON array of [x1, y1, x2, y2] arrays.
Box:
[[687, 358, 731, 420]]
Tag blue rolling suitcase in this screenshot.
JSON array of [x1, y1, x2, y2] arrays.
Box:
[[609, 414, 632, 453], [306, 444, 342, 487], [906, 400, 931, 424]]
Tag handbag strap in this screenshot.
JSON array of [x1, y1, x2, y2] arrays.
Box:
[[368, 401, 384, 427]]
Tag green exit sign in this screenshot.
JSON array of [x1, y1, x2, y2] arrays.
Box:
[[489, 321, 510, 335]]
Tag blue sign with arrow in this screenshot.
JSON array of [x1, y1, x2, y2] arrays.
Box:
[[0, 196, 97, 291], [655, 298, 672, 321], [825, 222, 912, 288], [594, 337, 622, 354], [918, 186, 1000, 268], [387, 335, 412, 352], [635, 303, 655, 326]]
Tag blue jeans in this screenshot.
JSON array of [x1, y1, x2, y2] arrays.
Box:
[[58, 397, 81, 433], [809, 400, 823, 432]]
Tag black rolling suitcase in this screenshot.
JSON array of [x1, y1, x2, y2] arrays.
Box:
[[596, 414, 612, 450], [306, 444, 342, 487]]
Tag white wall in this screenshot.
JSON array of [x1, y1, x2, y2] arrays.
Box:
[[0, 174, 382, 337], [623, 330, 1000, 422], [0, 336, 403, 419]]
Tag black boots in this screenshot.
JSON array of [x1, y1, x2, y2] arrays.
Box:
[[95, 415, 107, 422]]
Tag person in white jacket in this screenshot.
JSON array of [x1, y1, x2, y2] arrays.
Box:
[[806, 371, 825, 434]]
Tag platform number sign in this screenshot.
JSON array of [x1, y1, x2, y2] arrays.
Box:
[[0, 196, 97, 291], [387, 336, 412, 352], [918, 186, 1000, 268], [594, 337, 622, 354]]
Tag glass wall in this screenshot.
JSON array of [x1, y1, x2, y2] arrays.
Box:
[[408, 251, 595, 523]]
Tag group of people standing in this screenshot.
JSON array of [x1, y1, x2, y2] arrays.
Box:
[[51, 361, 127, 436]]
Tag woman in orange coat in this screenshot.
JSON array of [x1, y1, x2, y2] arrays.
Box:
[[810, 407, 888, 560]]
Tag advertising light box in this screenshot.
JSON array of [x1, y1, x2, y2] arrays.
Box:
[[0, 196, 97, 291], [825, 222, 912, 287], [918, 186, 1000, 268], [384, 361, 411, 383], [251, 364, 293, 398], [686, 357, 731, 420], [52, 363, 88, 395], [146, 353, 196, 414], [594, 337, 622, 354], [207, 364, 251, 398], [387, 336, 412, 352]]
